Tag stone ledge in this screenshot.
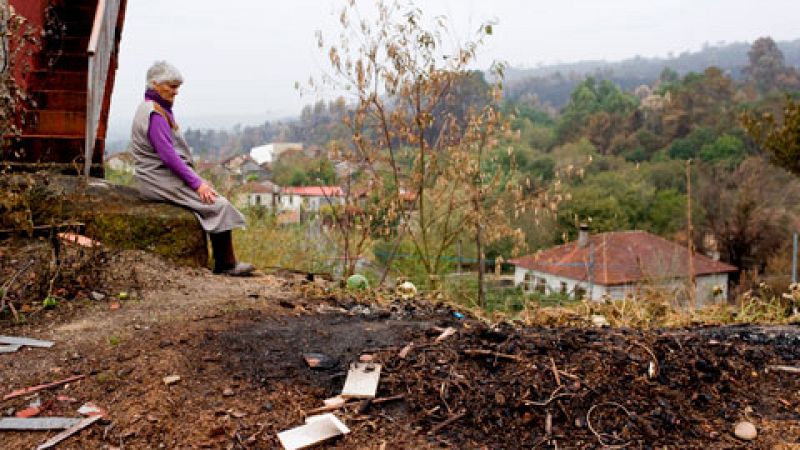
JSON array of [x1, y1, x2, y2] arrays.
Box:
[[1, 174, 208, 267]]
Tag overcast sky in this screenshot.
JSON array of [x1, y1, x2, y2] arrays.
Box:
[[107, 0, 800, 138]]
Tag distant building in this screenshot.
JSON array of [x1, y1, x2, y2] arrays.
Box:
[[249, 143, 304, 165], [237, 181, 280, 208], [105, 152, 134, 173], [220, 154, 269, 182], [279, 186, 344, 213], [509, 229, 738, 305]]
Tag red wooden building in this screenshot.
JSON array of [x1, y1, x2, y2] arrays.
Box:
[[2, 0, 127, 176]]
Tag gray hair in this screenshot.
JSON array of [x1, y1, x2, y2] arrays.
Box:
[[146, 61, 183, 89]]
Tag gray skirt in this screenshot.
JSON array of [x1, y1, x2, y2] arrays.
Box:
[[136, 172, 245, 233]]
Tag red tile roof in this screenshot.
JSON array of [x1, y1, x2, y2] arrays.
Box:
[[282, 186, 343, 197], [509, 230, 737, 286]]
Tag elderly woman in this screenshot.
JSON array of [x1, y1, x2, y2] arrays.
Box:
[[130, 61, 253, 276]]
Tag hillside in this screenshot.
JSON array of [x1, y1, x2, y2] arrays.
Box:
[[505, 38, 800, 107]]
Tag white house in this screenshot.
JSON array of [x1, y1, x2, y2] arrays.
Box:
[[509, 229, 738, 306], [279, 186, 344, 212], [250, 142, 304, 165]]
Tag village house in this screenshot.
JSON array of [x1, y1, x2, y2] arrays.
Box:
[[509, 228, 738, 305], [278, 186, 345, 213], [236, 180, 280, 209], [249, 142, 304, 165], [220, 154, 269, 182]]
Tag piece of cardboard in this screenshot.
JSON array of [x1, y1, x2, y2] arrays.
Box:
[[277, 414, 350, 450], [340, 363, 381, 399]]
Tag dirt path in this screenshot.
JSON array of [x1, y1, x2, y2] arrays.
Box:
[[2, 251, 800, 449]]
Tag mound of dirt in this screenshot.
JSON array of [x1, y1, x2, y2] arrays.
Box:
[[1, 255, 799, 449]]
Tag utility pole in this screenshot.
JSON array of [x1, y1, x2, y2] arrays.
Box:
[[793, 233, 798, 284], [457, 239, 462, 275], [686, 159, 696, 310]]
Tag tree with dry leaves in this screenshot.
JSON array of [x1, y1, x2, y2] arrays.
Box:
[[308, 0, 561, 303]]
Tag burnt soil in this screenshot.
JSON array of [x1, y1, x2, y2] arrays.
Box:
[[1, 246, 800, 449]]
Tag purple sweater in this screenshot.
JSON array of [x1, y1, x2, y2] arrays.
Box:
[[145, 90, 203, 190]]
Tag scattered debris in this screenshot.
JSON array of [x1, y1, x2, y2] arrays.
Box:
[[0, 335, 55, 348], [0, 417, 82, 430], [323, 396, 345, 408], [591, 314, 610, 327], [277, 413, 350, 450], [57, 232, 100, 248], [734, 421, 758, 441], [303, 352, 337, 370], [77, 403, 106, 417], [434, 327, 456, 343], [398, 342, 414, 359], [15, 406, 41, 418], [222, 388, 235, 397], [3, 375, 86, 401], [341, 363, 381, 399], [36, 415, 103, 450], [396, 281, 417, 299], [767, 365, 800, 374], [463, 348, 524, 362], [90, 291, 106, 301], [162, 375, 181, 386]]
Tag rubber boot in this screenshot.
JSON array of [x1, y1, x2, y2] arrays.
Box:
[[209, 231, 254, 276]]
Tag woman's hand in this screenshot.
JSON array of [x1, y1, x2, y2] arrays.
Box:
[[196, 182, 218, 204]]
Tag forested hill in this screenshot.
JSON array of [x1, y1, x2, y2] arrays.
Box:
[[506, 39, 800, 108]]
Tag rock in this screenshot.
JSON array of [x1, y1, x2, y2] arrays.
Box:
[[90, 291, 105, 301], [163, 375, 181, 386], [734, 421, 757, 441], [303, 353, 337, 370], [591, 315, 610, 327], [222, 388, 235, 397]]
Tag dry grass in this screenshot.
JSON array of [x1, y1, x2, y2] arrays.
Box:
[[459, 285, 800, 329], [233, 215, 339, 275]]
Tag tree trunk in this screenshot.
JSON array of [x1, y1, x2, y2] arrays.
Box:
[[477, 222, 485, 308]]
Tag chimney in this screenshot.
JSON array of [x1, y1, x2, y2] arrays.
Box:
[[578, 224, 589, 248]]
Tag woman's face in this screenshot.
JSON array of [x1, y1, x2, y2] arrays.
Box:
[[152, 81, 181, 103]]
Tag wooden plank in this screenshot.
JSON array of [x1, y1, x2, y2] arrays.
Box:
[[3, 375, 86, 401], [768, 365, 800, 374], [0, 417, 82, 430], [36, 415, 102, 449], [277, 414, 349, 450], [0, 335, 55, 348], [340, 363, 381, 399]]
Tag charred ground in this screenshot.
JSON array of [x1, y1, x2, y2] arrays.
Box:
[[1, 246, 799, 449]]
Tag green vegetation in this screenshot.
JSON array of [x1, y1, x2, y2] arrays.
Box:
[[191, 30, 800, 313]]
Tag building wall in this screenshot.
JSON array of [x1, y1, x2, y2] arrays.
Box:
[[513, 266, 729, 304]]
